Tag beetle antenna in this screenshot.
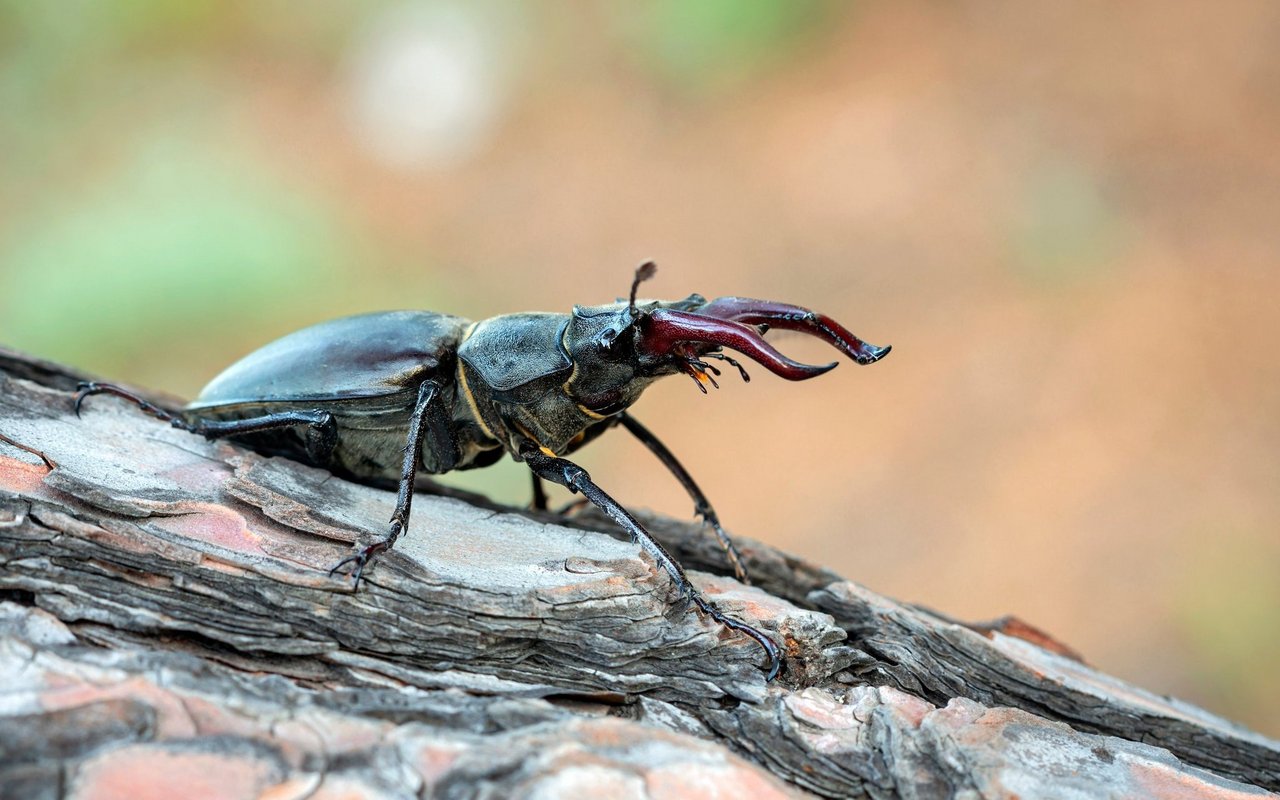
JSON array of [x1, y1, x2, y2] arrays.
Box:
[[629, 261, 658, 317]]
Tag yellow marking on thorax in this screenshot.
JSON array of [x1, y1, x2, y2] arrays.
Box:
[[559, 328, 613, 421], [575, 403, 607, 420], [559, 323, 587, 409], [507, 419, 557, 456], [455, 324, 498, 443]]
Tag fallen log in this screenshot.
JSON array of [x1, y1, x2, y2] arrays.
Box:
[[1, 347, 1276, 799]]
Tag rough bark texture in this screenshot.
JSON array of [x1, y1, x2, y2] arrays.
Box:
[[1, 346, 1277, 799]]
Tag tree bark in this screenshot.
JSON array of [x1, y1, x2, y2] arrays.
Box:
[[1, 346, 1276, 799]]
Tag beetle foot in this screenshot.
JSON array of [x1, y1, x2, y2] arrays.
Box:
[[72, 382, 98, 416], [691, 595, 783, 682], [327, 540, 390, 588], [73, 381, 179, 424], [662, 584, 697, 619]]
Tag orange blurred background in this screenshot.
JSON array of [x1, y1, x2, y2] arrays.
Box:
[[1, 1, 1276, 735]]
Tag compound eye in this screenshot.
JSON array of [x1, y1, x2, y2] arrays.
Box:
[[595, 323, 635, 359]]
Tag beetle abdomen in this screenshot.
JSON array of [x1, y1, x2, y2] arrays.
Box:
[[189, 311, 471, 408]]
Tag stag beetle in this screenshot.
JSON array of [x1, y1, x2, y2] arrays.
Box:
[[74, 263, 889, 681]]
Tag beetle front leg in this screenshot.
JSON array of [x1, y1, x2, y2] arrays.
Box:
[[328, 380, 448, 587], [619, 413, 751, 585], [519, 444, 782, 682]]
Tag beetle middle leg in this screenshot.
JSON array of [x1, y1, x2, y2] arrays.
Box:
[[519, 444, 782, 681], [530, 474, 551, 511], [328, 379, 453, 586], [619, 413, 751, 585], [74, 382, 338, 463]]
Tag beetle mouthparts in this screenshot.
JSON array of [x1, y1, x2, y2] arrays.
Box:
[[696, 297, 891, 366], [858, 343, 892, 364], [639, 308, 836, 381]]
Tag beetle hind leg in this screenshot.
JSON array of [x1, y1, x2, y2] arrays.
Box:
[[195, 412, 338, 464], [520, 444, 782, 682], [74, 381, 191, 429], [75, 381, 338, 464]]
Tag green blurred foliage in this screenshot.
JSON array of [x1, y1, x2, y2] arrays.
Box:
[[623, 0, 838, 95], [0, 0, 360, 183], [1009, 159, 1125, 287], [0, 135, 352, 375], [1176, 530, 1280, 725], [0, 0, 220, 42], [0, 0, 468, 389]]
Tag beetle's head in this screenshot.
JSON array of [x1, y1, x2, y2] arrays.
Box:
[[564, 262, 890, 415]]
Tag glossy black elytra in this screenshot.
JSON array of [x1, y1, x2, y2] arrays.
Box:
[[74, 263, 890, 681]]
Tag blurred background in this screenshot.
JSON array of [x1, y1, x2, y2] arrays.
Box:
[[1, 1, 1276, 735]]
